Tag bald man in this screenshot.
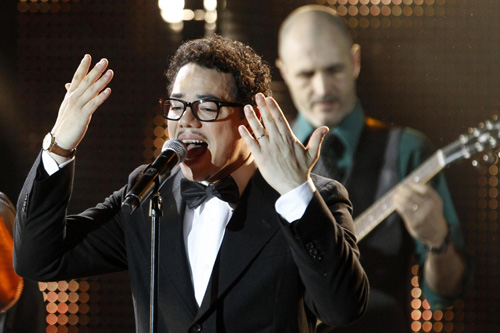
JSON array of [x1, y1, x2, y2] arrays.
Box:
[[277, 5, 468, 332]]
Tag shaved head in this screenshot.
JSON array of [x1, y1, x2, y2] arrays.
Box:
[[278, 5, 353, 60], [277, 5, 360, 128]]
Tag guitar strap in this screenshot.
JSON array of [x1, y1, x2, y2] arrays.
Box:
[[342, 119, 414, 330], [343, 118, 402, 218], [375, 125, 403, 199]]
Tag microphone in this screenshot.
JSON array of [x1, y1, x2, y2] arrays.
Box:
[[122, 139, 187, 214]]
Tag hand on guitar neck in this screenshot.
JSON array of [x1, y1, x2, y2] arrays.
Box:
[[352, 115, 500, 299], [355, 115, 500, 242], [394, 182, 466, 297], [393, 183, 448, 249]]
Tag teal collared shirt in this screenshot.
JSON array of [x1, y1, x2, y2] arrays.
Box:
[[293, 102, 468, 309], [294, 102, 364, 178]]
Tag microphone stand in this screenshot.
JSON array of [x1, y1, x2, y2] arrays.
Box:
[[120, 140, 186, 333], [121, 140, 186, 332], [149, 190, 162, 333]]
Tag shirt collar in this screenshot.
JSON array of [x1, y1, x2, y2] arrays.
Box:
[[292, 101, 365, 169], [230, 160, 256, 197], [198, 159, 256, 196], [332, 101, 365, 163]]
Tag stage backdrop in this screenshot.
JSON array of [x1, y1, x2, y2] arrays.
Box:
[[1, 0, 498, 332]]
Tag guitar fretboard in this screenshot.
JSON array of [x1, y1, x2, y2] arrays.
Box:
[[354, 150, 446, 241]]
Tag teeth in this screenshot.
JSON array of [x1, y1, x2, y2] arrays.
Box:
[[182, 139, 205, 144]]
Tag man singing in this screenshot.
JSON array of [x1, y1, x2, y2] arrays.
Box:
[[14, 34, 368, 332]]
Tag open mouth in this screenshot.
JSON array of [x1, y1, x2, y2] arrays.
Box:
[[181, 139, 208, 161]]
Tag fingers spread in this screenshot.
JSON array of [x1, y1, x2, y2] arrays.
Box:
[[254, 94, 277, 137], [69, 54, 92, 93], [239, 94, 321, 194], [254, 93, 292, 140], [244, 104, 266, 139], [84, 87, 112, 114], [238, 124, 260, 152], [81, 69, 114, 113], [263, 95, 292, 137], [69, 57, 110, 105]]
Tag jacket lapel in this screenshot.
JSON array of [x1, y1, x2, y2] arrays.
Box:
[[157, 168, 198, 316], [194, 171, 282, 319]]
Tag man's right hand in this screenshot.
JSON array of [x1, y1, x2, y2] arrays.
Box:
[[48, 54, 114, 164]]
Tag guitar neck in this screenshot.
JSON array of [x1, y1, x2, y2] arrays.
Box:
[[354, 150, 446, 241]]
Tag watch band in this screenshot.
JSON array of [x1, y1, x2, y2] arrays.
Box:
[[48, 142, 76, 158], [43, 132, 76, 158], [424, 231, 451, 254]]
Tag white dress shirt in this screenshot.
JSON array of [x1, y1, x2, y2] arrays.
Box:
[[183, 179, 314, 306]]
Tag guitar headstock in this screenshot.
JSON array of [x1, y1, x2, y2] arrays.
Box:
[[443, 115, 500, 165]]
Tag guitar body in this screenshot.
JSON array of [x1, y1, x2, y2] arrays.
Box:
[[0, 193, 23, 313]]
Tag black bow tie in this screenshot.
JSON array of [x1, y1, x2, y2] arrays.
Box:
[[180, 176, 240, 209]]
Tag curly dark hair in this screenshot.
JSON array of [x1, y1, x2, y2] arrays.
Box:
[[165, 34, 271, 106]]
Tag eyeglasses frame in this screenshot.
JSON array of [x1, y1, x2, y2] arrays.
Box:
[[160, 97, 245, 122]]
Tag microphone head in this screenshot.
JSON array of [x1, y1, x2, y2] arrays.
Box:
[[162, 139, 187, 163]]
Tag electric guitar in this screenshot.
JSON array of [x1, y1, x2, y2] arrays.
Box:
[[354, 116, 500, 242]]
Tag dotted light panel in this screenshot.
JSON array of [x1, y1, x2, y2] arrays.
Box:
[[462, 162, 500, 332], [408, 265, 466, 332], [39, 280, 90, 333], [143, 114, 170, 163]]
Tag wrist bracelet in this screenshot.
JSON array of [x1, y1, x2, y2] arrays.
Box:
[[424, 231, 451, 254]]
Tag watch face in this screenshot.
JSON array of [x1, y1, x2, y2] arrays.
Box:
[[42, 133, 53, 150]]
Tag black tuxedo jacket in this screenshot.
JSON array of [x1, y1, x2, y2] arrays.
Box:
[[14, 153, 368, 332]]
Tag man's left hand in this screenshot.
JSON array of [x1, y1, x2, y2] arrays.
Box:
[[238, 93, 328, 195]]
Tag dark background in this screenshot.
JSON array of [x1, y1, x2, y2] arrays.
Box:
[[1, 0, 499, 332]]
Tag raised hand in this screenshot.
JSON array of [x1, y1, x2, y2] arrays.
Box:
[[238, 93, 328, 195], [49, 55, 114, 161]]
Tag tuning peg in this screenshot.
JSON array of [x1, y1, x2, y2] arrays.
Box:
[[489, 137, 497, 148], [485, 120, 494, 130], [483, 151, 498, 164], [471, 151, 500, 167]]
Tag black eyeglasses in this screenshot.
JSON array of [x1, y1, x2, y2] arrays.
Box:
[[160, 98, 245, 122]]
